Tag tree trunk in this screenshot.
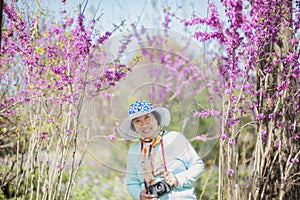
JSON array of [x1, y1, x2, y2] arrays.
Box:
[[0, 0, 3, 51], [253, 1, 300, 199]]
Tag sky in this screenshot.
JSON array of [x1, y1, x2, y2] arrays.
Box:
[[42, 0, 224, 36]]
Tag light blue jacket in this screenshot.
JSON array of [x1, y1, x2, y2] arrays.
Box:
[[126, 131, 205, 199]]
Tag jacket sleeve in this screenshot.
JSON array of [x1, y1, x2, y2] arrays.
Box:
[[169, 132, 205, 188], [126, 144, 143, 200]]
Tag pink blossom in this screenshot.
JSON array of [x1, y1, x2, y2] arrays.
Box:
[[256, 113, 264, 121], [39, 135, 46, 140], [225, 89, 231, 95], [290, 38, 298, 46], [107, 134, 116, 141], [289, 124, 295, 131], [66, 18, 74, 26], [229, 138, 236, 145], [277, 120, 284, 127], [47, 117, 55, 123], [290, 158, 299, 164], [231, 95, 237, 102], [56, 164, 64, 170], [227, 169, 234, 177], [163, 16, 170, 28], [97, 31, 112, 44], [195, 134, 207, 141], [285, 53, 298, 62], [5, 109, 15, 116], [293, 134, 299, 140], [220, 133, 228, 140], [261, 130, 268, 143], [268, 113, 275, 119], [275, 141, 280, 149], [193, 109, 220, 118], [182, 19, 190, 26], [277, 80, 290, 92]]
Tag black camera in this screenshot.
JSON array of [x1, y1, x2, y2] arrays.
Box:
[[148, 180, 171, 197]]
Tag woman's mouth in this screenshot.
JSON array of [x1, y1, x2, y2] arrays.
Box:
[[142, 127, 152, 134]]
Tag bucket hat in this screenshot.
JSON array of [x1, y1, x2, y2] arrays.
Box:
[[119, 100, 170, 140]]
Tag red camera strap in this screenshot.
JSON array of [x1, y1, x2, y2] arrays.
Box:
[[160, 138, 167, 172]]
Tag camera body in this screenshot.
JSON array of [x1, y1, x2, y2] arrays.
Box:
[[148, 180, 171, 197]]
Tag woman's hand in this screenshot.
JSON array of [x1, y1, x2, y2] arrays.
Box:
[[140, 189, 158, 200], [162, 171, 178, 187]]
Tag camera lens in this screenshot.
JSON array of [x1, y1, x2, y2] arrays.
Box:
[[156, 183, 163, 191]]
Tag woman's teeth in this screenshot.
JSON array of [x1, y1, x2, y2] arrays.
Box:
[[143, 127, 151, 133]]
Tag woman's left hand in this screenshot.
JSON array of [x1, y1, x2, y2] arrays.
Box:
[[162, 171, 178, 187]]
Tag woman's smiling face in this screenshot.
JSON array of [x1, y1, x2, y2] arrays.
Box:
[[132, 113, 159, 139]]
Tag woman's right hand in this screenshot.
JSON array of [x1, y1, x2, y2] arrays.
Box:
[[140, 189, 157, 200]]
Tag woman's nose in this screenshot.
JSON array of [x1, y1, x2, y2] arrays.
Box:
[[140, 120, 149, 127]]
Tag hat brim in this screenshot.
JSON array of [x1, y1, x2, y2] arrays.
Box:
[[119, 107, 170, 141]]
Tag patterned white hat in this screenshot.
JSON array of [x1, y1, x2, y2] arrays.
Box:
[[119, 100, 170, 141]]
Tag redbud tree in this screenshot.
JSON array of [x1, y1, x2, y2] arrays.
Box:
[[167, 0, 299, 199], [0, 0, 132, 199]]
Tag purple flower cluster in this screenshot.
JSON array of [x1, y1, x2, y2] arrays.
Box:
[[128, 25, 212, 105], [98, 32, 112, 44], [39, 131, 49, 140], [221, 133, 228, 140], [289, 158, 299, 165], [163, 15, 171, 29], [193, 109, 220, 118], [180, 0, 299, 144], [256, 113, 265, 121], [227, 168, 234, 177], [188, 3, 225, 44], [0, 1, 132, 152], [95, 64, 129, 89], [229, 138, 236, 145], [261, 130, 268, 143], [0, 1, 129, 109], [194, 134, 207, 141], [107, 134, 116, 141]]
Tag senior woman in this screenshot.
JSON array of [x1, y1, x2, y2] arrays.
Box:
[[119, 100, 204, 200]]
